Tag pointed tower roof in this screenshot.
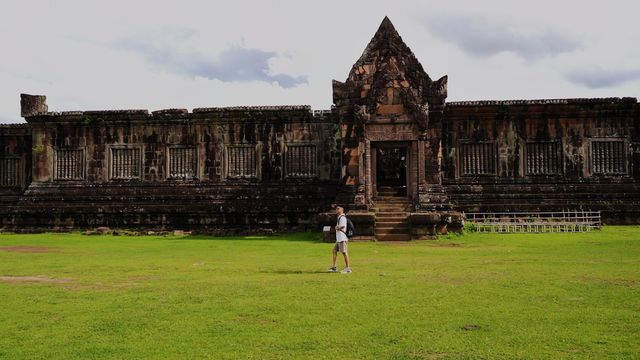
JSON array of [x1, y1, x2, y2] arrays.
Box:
[[333, 17, 448, 131], [352, 16, 428, 79]]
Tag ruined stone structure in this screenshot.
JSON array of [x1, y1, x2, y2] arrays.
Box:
[[2, 17, 639, 238]]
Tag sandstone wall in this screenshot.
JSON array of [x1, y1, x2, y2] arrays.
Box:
[[0, 124, 31, 203], [1, 107, 342, 231], [442, 98, 640, 223]]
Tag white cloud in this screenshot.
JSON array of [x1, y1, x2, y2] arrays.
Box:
[[115, 29, 307, 88], [0, 0, 638, 124], [566, 68, 640, 89], [420, 13, 582, 60]]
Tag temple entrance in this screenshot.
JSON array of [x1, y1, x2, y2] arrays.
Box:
[[373, 144, 408, 197]]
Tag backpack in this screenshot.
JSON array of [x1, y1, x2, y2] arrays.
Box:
[[340, 215, 355, 237]]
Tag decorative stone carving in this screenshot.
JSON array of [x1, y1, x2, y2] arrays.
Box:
[[332, 17, 448, 129], [332, 16, 449, 209]]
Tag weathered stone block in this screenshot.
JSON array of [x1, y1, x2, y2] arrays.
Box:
[[20, 94, 47, 117]]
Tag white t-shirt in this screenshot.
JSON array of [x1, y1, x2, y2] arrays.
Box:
[[336, 215, 348, 242]]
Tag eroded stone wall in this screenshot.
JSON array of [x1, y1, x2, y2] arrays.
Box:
[[0, 124, 31, 202], [1, 107, 342, 231], [442, 98, 640, 223]]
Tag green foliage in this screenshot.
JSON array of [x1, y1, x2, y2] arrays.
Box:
[[31, 144, 45, 155], [83, 115, 103, 126], [463, 221, 477, 232], [1, 227, 639, 359]]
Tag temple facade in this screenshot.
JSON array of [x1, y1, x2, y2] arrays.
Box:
[[2, 17, 639, 237]]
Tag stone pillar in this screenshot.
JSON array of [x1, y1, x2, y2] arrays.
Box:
[[418, 111, 450, 211], [417, 133, 429, 206], [354, 141, 367, 208], [30, 126, 53, 183], [417, 135, 426, 185], [363, 140, 372, 203]]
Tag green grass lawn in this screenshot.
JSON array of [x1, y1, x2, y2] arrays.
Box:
[[0, 227, 639, 360]]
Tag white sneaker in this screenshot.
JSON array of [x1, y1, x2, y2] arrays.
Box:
[[328, 266, 337, 273], [341, 267, 352, 274]]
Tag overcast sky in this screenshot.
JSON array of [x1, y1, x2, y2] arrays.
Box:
[[1, 0, 638, 123]]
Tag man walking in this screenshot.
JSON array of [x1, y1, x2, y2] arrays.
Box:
[[329, 205, 352, 273]]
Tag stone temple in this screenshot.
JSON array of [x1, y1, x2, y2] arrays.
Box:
[[1, 17, 639, 239]]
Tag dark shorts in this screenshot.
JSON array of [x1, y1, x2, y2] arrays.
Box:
[[333, 241, 348, 254]]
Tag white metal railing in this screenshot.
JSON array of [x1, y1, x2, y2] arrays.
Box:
[[465, 211, 601, 233]]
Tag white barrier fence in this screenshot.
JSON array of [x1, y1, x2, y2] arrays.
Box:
[[465, 211, 601, 233]]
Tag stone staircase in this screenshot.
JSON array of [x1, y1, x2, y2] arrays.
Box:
[[373, 186, 411, 241]]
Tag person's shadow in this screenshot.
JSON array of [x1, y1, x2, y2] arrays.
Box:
[[262, 269, 329, 275]]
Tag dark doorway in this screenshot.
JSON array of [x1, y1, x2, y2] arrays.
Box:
[[376, 147, 407, 196]]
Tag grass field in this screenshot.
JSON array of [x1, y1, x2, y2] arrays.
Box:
[[0, 227, 639, 359]]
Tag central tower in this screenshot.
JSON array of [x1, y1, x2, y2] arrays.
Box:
[[333, 17, 449, 211]]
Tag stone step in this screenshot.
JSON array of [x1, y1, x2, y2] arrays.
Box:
[[376, 234, 412, 241], [375, 228, 410, 235], [376, 216, 407, 220], [377, 207, 409, 212], [376, 217, 408, 222], [375, 212, 408, 217], [376, 193, 405, 197], [376, 200, 410, 204], [376, 220, 409, 226], [376, 186, 405, 193], [376, 224, 410, 229], [376, 203, 409, 207], [375, 217, 407, 222], [376, 222, 408, 226], [376, 189, 405, 194]]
